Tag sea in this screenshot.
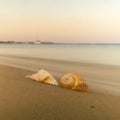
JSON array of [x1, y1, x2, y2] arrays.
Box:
[[0, 43, 120, 66]]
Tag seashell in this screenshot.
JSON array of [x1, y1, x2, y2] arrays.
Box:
[[26, 69, 58, 86], [60, 73, 88, 92]]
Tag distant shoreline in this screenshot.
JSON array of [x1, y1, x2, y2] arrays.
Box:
[[0, 41, 54, 44], [0, 41, 120, 45]]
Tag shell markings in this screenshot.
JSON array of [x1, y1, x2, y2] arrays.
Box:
[[60, 73, 88, 92]]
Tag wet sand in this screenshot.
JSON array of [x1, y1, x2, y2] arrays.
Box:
[[0, 65, 120, 120], [0, 55, 120, 95]]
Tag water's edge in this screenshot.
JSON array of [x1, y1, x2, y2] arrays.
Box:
[[0, 55, 120, 96]]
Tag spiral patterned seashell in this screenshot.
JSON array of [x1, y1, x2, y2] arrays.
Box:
[[60, 73, 88, 92]]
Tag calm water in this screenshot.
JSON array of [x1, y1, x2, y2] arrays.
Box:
[[0, 44, 120, 66]]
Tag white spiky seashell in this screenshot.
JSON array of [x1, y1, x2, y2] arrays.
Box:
[[60, 73, 88, 92], [26, 69, 58, 86]]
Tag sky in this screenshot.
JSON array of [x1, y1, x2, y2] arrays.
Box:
[[0, 0, 120, 43]]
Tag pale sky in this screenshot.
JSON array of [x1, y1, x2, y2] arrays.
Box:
[[0, 0, 120, 43]]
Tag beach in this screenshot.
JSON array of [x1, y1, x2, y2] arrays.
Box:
[[0, 65, 120, 120], [0, 55, 120, 96], [1, 0, 120, 119]]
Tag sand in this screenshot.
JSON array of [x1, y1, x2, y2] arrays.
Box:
[[0, 65, 120, 120]]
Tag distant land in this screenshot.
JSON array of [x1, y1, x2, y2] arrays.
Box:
[[0, 40, 120, 45], [0, 40, 54, 44]]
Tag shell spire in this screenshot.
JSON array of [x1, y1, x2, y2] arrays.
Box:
[[60, 73, 88, 92]]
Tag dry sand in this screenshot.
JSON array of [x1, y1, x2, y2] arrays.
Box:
[[0, 65, 120, 120]]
